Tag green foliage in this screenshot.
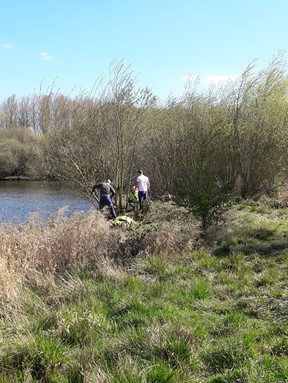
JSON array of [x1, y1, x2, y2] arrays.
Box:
[[173, 142, 232, 230], [0, 128, 45, 179], [0, 138, 20, 177], [174, 179, 230, 230]]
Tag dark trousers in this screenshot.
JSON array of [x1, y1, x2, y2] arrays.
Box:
[[138, 191, 148, 210], [99, 196, 117, 218]]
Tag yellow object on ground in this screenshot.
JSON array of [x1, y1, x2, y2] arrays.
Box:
[[113, 216, 137, 229]]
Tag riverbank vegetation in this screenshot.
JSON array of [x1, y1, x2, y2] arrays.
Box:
[[0, 201, 287, 382], [1, 54, 288, 218]]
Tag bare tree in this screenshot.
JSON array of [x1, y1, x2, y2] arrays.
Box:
[[102, 60, 155, 210], [44, 61, 155, 211]]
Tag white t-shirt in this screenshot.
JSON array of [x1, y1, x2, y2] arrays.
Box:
[[137, 174, 149, 192]]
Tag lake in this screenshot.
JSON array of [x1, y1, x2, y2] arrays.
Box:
[[0, 181, 95, 225]]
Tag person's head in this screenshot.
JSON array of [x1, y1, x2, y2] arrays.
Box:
[[106, 179, 111, 184], [137, 169, 143, 175], [131, 185, 136, 191]]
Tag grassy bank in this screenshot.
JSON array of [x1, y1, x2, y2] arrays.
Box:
[[0, 202, 287, 382]]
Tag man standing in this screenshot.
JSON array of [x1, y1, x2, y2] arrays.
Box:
[[92, 179, 117, 219], [136, 170, 150, 210]]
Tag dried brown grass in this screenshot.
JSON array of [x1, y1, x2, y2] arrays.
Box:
[[0, 208, 123, 306], [137, 201, 201, 255], [0, 202, 200, 309]]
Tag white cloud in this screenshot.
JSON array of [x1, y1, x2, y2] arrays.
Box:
[[205, 74, 239, 84], [1, 42, 14, 49], [40, 51, 53, 61]]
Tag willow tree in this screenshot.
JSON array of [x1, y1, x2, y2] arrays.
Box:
[[140, 100, 186, 197], [172, 88, 231, 231], [101, 60, 156, 210], [43, 93, 109, 207], [223, 53, 288, 198], [172, 53, 288, 232], [239, 55, 288, 197], [44, 61, 155, 211]]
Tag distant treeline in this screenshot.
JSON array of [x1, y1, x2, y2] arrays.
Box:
[[1, 56, 288, 212]]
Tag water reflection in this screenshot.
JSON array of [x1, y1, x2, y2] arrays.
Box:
[[0, 181, 94, 224]]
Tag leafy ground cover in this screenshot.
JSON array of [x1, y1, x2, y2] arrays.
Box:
[[0, 202, 287, 382]]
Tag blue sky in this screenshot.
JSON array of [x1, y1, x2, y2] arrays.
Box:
[[1, 0, 288, 102]]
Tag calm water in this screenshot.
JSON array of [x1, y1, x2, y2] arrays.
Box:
[[0, 181, 94, 225]]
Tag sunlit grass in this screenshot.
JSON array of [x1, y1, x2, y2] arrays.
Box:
[[0, 203, 287, 381]]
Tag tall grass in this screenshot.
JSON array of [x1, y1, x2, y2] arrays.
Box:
[[0, 209, 124, 311], [0, 203, 287, 382]]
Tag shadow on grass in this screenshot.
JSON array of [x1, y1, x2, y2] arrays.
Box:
[[213, 227, 288, 257]]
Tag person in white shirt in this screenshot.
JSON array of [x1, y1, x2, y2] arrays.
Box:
[[136, 169, 150, 210]]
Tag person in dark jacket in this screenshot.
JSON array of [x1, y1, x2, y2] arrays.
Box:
[[92, 179, 117, 218]]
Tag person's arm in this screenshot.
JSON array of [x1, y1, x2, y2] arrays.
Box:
[[92, 183, 100, 194], [110, 185, 116, 198], [147, 178, 150, 191]]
